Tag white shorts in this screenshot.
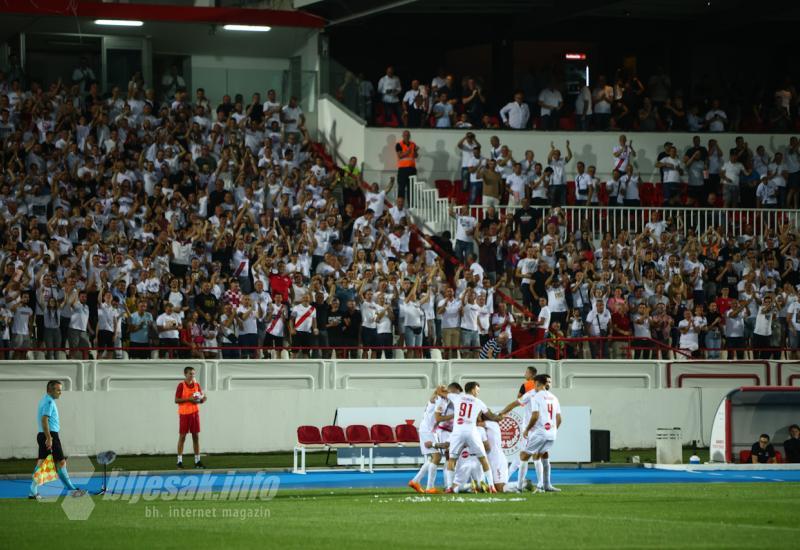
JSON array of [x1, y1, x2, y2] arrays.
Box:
[[448, 430, 487, 459], [489, 450, 508, 484], [436, 429, 451, 446], [524, 434, 555, 456], [419, 431, 437, 456], [454, 454, 482, 486]]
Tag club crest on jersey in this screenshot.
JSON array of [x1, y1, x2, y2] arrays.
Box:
[[456, 418, 465, 425], [499, 409, 524, 457], [545, 422, 552, 430]]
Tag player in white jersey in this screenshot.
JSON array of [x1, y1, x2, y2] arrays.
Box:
[[483, 419, 508, 492], [452, 448, 483, 492], [521, 374, 562, 493], [498, 366, 538, 490], [436, 381, 504, 493], [408, 390, 450, 494], [433, 383, 459, 453]]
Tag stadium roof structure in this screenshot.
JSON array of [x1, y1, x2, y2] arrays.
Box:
[[303, 0, 800, 27], [0, 1, 325, 28], [0, 1, 325, 58]]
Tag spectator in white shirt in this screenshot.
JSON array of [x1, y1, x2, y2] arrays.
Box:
[[538, 83, 563, 130], [620, 164, 641, 207], [281, 96, 305, 136], [656, 145, 684, 207], [156, 301, 182, 358], [401, 79, 421, 113], [766, 151, 787, 208], [459, 290, 481, 358], [592, 75, 613, 130], [612, 134, 635, 172], [466, 146, 486, 206], [547, 140, 572, 207], [499, 91, 530, 130], [450, 204, 477, 263], [720, 149, 745, 208], [66, 290, 91, 360], [704, 99, 727, 132], [71, 56, 96, 94], [586, 300, 611, 358], [753, 295, 776, 359], [377, 66, 402, 126], [432, 92, 454, 128], [575, 83, 592, 131], [457, 132, 480, 194]]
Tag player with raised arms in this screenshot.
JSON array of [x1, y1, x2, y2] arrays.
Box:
[[522, 374, 562, 492], [436, 381, 504, 493], [498, 366, 539, 490]]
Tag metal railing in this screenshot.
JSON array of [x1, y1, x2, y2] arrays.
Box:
[[0, 344, 481, 361], [506, 335, 691, 360], [409, 176, 454, 235], [409, 178, 800, 241]]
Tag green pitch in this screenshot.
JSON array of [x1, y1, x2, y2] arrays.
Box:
[[2, 483, 798, 549]]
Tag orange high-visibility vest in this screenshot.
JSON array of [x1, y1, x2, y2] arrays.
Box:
[[524, 380, 535, 393], [178, 381, 201, 415], [397, 141, 417, 168]]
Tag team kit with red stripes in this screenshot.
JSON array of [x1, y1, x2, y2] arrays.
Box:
[[408, 372, 562, 494]]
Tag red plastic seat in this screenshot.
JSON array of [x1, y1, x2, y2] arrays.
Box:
[[370, 424, 398, 445], [345, 424, 374, 445], [566, 181, 576, 205], [435, 179, 453, 198], [558, 114, 576, 131], [395, 424, 420, 444], [297, 425, 323, 446], [321, 425, 348, 446], [739, 450, 751, 464]]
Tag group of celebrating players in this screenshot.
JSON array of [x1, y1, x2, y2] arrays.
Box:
[[408, 366, 562, 494]]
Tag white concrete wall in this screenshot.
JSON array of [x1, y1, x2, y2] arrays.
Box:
[[190, 55, 290, 107], [360, 129, 799, 186], [311, 115, 798, 188], [0, 385, 728, 459], [317, 95, 366, 166], [291, 30, 320, 135]]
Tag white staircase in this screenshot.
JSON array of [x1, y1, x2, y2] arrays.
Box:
[[409, 176, 455, 237]]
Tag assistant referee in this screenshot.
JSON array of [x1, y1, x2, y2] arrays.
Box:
[[30, 380, 86, 499]]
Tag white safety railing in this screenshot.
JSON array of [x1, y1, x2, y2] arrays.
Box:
[[409, 176, 455, 235], [409, 175, 799, 243], [1, 358, 789, 392], [442, 204, 800, 242]]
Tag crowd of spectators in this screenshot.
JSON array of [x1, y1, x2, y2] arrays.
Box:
[[342, 65, 800, 134], [445, 131, 800, 210], [1, 63, 800, 362]]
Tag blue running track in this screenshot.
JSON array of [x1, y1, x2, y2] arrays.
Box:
[[2, 467, 799, 499]]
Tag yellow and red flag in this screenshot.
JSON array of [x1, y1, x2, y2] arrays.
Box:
[[34, 454, 59, 486]]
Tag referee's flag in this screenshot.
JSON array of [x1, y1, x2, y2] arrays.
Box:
[[34, 454, 59, 486]]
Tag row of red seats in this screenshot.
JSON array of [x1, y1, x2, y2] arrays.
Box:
[[297, 424, 420, 448], [739, 450, 784, 464]]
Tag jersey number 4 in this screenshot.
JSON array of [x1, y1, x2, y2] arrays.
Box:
[[459, 402, 473, 418], [546, 403, 554, 419]]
